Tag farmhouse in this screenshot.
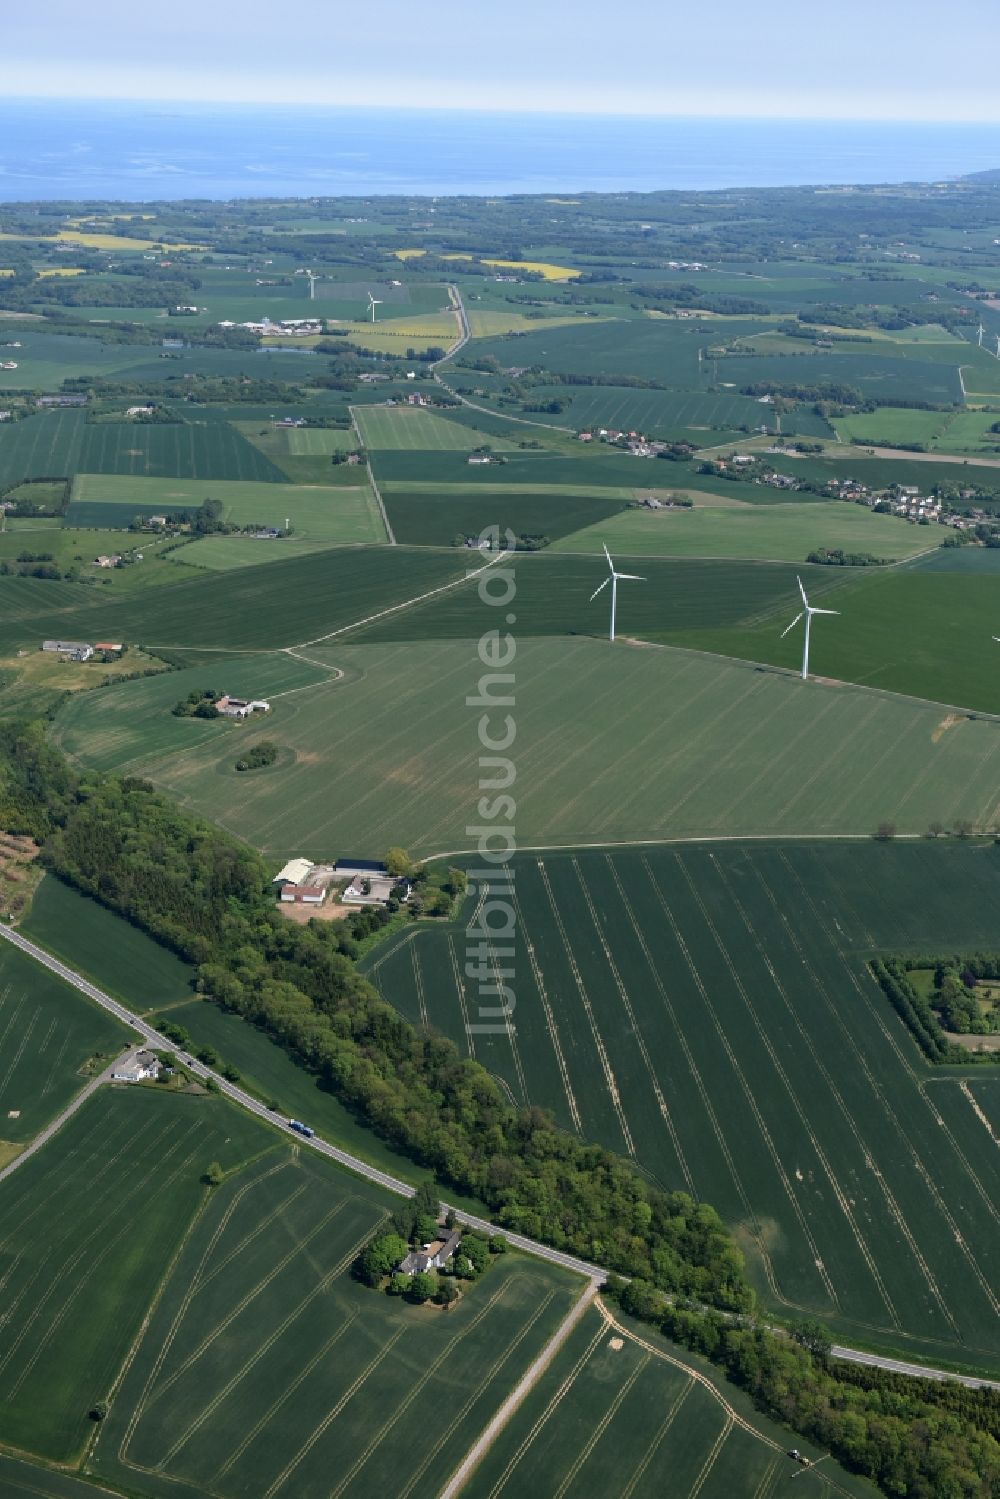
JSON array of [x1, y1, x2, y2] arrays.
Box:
[[112, 1050, 160, 1083], [397, 1229, 462, 1276], [93, 554, 121, 569], [42, 640, 93, 662], [343, 875, 407, 906]]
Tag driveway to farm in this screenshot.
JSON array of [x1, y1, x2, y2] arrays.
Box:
[[1, 922, 997, 1392], [0, 1045, 136, 1185]]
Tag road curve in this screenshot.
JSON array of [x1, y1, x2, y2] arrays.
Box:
[[2, 922, 997, 1389]]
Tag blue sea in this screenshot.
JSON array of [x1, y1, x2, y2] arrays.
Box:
[[0, 99, 999, 201]]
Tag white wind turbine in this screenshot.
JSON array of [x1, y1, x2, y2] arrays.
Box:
[[977, 322, 985, 347], [781, 575, 839, 681], [589, 544, 644, 643], [368, 292, 382, 323], [305, 270, 317, 301]]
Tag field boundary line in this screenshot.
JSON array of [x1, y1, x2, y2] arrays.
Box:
[[958, 1081, 1000, 1148], [438, 1281, 601, 1499], [448, 934, 476, 1060], [262, 1327, 407, 1499], [536, 861, 634, 1155], [397, 1288, 560, 1499]]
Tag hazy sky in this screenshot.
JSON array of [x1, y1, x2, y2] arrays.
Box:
[[6, 0, 998, 118]]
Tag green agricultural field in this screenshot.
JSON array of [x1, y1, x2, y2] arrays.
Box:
[[463, 1303, 875, 1499], [548, 500, 935, 562], [368, 841, 1000, 1368], [370, 449, 665, 490], [53, 638, 1000, 856], [77, 423, 287, 483], [68, 474, 387, 543], [665, 564, 1000, 713], [469, 317, 768, 388], [0, 545, 472, 657], [0, 1086, 271, 1460], [21, 875, 194, 1010], [383, 488, 629, 546], [88, 1151, 578, 1499], [0, 409, 85, 491], [355, 405, 517, 452], [0, 938, 127, 1147]]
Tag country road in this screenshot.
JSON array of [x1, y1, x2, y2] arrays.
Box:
[[2, 921, 997, 1391]]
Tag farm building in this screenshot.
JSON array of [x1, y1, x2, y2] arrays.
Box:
[[42, 640, 93, 662], [112, 1050, 160, 1083], [334, 859, 388, 879], [279, 884, 325, 905], [273, 858, 315, 886], [397, 1229, 462, 1276], [215, 696, 270, 719]]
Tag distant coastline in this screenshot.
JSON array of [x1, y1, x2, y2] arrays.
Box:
[[1, 99, 1000, 200]]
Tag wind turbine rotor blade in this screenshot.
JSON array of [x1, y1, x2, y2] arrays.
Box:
[[589, 578, 610, 602], [811, 608, 839, 616], [615, 572, 645, 581], [796, 574, 809, 608], [780, 613, 803, 639], [602, 542, 614, 570]]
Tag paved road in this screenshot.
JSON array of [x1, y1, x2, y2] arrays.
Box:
[[0, 1045, 135, 1185], [3, 922, 998, 1390]]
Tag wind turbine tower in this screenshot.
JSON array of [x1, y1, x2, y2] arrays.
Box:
[[368, 293, 382, 324], [589, 544, 645, 643], [306, 270, 317, 301], [978, 322, 985, 347], [781, 575, 839, 681]]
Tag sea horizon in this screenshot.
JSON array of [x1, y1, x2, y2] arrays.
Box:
[[0, 98, 999, 201]]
